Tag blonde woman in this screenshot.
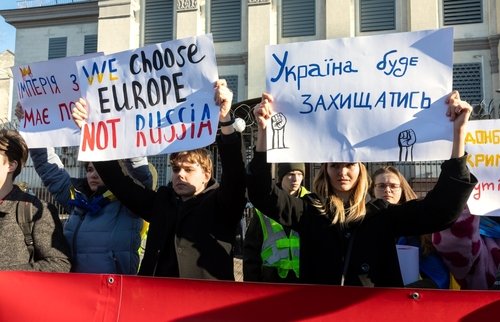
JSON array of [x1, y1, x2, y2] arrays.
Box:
[[247, 91, 476, 287]]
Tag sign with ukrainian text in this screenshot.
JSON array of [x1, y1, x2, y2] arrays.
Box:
[[13, 53, 102, 148], [265, 28, 454, 162], [465, 119, 500, 217], [76, 34, 219, 161]]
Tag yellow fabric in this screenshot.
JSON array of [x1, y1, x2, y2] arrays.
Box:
[[102, 190, 116, 201], [449, 274, 461, 290], [140, 221, 149, 239]]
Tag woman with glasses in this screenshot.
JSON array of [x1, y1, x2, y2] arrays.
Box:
[[370, 166, 452, 289], [247, 91, 477, 287]]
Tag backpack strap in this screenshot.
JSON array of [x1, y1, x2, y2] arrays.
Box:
[[16, 200, 34, 263]]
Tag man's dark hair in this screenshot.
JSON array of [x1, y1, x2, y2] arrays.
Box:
[[0, 129, 28, 179]]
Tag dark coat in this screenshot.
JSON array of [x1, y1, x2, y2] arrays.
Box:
[[0, 185, 71, 272], [247, 152, 477, 287], [94, 133, 247, 280], [30, 148, 150, 274]]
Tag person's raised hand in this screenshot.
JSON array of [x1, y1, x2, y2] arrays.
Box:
[[446, 90, 472, 158], [72, 98, 89, 130], [14, 102, 24, 121], [214, 79, 233, 120], [253, 92, 273, 130], [446, 90, 472, 133]]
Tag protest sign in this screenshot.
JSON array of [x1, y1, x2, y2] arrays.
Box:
[[465, 119, 500, 217], [76, 34, 219, 161], [13, 53, 101, 148], [265, 28, 454, 162]]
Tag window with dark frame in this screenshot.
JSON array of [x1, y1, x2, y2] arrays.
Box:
[[282, 0, 316, 37], [359, 0, 395, 32], [443, 0, 482, 26], [453, 63, 483, 106], [48, 37, 67, 60], [220, 74, 239, 102], [84, 34, 97, 54], [144, 0, 174, 45], [211, 0, 241, 42]]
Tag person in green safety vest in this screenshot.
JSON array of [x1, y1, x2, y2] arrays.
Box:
[[243, 163, 309, 283]]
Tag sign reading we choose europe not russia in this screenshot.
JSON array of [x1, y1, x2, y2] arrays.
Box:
[[75, 34, 219, 161], [265, 27, 454, 163]]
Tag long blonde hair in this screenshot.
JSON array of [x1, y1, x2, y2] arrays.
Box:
[[312, 162, 369, 226]]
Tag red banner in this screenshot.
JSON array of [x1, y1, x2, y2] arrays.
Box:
[[0, 271, 499, 321]]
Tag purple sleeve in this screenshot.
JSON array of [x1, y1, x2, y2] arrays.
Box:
[[432, 208, 500, 289]]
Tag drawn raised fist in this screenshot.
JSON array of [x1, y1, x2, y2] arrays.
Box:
[[398, 129, 416, 161], [271, 113, 287, 131], [398, 129, 416, 147]]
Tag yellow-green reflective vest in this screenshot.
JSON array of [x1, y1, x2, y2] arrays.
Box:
[[256, 186, 308, 279]]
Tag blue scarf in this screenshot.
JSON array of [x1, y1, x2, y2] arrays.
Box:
[[479, 216, 500, 238], [67, 189, 116, 216]]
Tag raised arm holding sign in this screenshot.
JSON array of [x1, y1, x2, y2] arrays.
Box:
[[264, 28, 455, 163], [75, 34, 220, 161], [246, 89, 476, 287], [72, 79, 247, 280]]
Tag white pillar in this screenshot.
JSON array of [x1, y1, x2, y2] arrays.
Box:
[[247, 0, 273, 98], [97, 0, 140, 54]]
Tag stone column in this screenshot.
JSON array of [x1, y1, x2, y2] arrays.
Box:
[[325, 0, 354, 39], [176, 0, 203, 39], [98, 0, 141, 53], [408, 0, 439, 31], [247, 0, 273, 98]]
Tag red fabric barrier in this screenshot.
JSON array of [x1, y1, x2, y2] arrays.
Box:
[[0, 271, 499, 321]]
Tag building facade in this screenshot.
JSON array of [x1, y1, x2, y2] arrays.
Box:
[[0, 0, 499, 194], [2, 0, 499, 110]]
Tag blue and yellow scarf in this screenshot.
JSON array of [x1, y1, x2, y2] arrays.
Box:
[[67, 187, 116, 216]]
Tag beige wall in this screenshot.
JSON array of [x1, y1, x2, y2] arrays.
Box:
[[408, 0, 439, 31], [0, 50, 14, 121], [98, 0, 140, 54], [247, 2, 273, 98], [15, 23, 97, 65]]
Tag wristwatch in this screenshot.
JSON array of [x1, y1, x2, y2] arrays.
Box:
[[219, 116, 235, 127]]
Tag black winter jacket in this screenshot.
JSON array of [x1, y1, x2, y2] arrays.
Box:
[[94, 133, 246, 280], [247, 152, 476, 287]]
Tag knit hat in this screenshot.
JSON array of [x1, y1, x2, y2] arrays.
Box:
[[277, 163, 305, 182]]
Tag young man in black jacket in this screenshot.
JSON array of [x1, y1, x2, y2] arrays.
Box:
[[72, 79, 246, 280], [243, 163, 309, 283]]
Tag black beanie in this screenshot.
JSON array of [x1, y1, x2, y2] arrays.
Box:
[[277, 163, 305, 182]]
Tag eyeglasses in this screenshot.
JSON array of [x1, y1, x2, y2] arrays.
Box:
[[374, 183, 401, 190]]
